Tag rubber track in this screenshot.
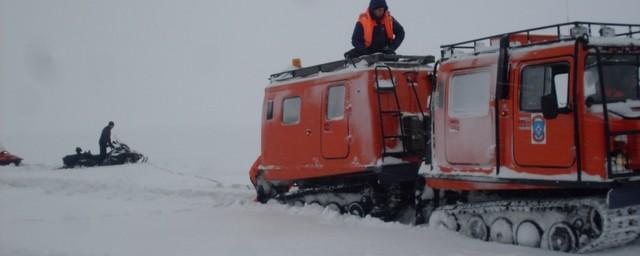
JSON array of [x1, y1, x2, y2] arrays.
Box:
[[431, 198, 640, 253]]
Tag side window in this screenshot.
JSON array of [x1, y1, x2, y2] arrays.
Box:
[[521, 66, 547, 111], [282, 97, 301, 125], [521, 63, 569, 112], [326, 85, 345, 120], [448, 71, 491, 118], [554, 72, 569, 108], [265, 100, 274, 120]]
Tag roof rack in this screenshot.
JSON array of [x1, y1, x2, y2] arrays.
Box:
[[269, 54, 435, 83], [440, 21, 640, 58]]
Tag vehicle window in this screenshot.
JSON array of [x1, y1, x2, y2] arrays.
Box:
[[521, 66, 547, 111], [448, 71, 491, 118], [265, 100, 274, 120], [282, 97, 301, 124], [521, 63, 569, 112], [554, 73, 569, 108], [585, 55, 640, 105], [326, 85, 345, 120]]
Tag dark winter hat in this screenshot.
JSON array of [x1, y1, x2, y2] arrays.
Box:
[[369, 0, 388, 11], [108, 121, 114, 126]]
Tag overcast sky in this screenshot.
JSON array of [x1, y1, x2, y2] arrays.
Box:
[[1, 0, 639, 165]]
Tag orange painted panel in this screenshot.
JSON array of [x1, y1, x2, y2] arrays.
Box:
[[322, 84, 350, 159], [257, 68, 432, 184], [513, 57, 576, 169]]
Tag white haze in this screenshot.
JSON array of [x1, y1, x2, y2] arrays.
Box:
[[1, 0, 639, 176], [2, 1, 640, 255]]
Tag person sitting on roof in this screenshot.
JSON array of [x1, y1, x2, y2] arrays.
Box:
[[344, 0, 405, 59]]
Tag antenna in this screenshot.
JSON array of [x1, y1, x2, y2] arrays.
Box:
[[565, 0, 570, 22]]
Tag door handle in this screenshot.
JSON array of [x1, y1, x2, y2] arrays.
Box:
[[305, 129, 312, 136], [449, 119, 460, 132], [323, 123, 331, 131]]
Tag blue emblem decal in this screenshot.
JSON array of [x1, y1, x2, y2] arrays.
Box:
[[531, 114, 546, 144]]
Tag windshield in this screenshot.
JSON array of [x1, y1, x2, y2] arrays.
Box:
[[585, 55, 640, 106]]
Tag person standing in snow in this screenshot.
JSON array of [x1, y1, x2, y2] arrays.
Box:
[[99, 121, 115, 161], [344, 0, 405, 59]]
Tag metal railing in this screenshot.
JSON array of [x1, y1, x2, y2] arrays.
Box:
[[269, 54, 434, 83], [441, 21, 640, 59]]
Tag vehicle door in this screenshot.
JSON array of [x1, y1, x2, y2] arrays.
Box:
[[513, 58, 575, 168], [322, 83, 350, 159], [445, 69, 495, 165]]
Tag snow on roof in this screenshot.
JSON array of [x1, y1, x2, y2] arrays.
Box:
[[589, 37, 640, 47], [268, 55, 434, 88], [442, 22, 640, 60], [268, 59, 370, 88], [509, 41, 576, 56], [445, 37, 640, 61], [444, 41, 578, 62]]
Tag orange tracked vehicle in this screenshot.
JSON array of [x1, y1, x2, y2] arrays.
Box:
[[251, 22, 640, 252], [250, 54, 434, 218]]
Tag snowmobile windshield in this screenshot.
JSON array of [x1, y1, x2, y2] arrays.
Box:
[[585, 54, 640, 116]]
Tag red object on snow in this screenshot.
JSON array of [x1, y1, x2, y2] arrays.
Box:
[[0, 150, 22, 166]]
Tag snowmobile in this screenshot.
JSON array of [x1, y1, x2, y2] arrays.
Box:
[[62, 140, 147, 168], [0, 149, 22, 166]]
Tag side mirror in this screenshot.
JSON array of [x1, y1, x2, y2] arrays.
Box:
[[541, 94, 559, 119]]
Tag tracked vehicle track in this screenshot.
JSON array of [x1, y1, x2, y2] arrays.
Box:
[[275, 184, 375, 217], [429, 198, 640, 253], [267, 182, 418, 222]]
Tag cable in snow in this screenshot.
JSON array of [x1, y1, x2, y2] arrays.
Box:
[[147, 162, 224, 187]]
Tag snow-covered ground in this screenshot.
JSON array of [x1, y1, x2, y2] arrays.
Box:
[[2, 162, 640, 256], [2, 0, 640, 255]]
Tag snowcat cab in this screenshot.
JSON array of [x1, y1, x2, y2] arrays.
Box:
[[427, 21, 640, 252], [251, 54, 434, 218]]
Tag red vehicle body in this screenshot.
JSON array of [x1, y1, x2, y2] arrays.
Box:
[[430, 26, 640, 190], [251, 56, 432, 187], [251, 22, 640, 252], [0, 149, 22, 166]]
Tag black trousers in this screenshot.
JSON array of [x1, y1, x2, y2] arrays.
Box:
[[344, 48, 395, 59], [344, 48, 369, 59], [99, 143, 107, 161]]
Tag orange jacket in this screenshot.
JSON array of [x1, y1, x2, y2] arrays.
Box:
[[358, 9, 395, 48]]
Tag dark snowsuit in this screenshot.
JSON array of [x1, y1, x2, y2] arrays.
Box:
[[99, 125, 113, 161], [344, 0, 405, 59]]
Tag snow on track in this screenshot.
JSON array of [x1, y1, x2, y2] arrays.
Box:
[[1, 164, 639, 256]]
